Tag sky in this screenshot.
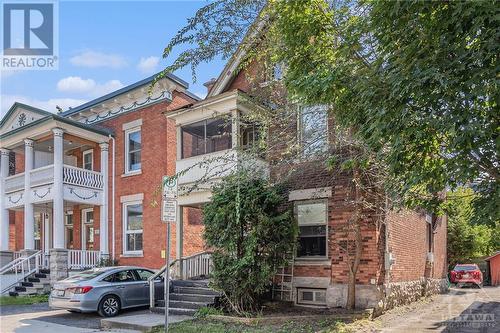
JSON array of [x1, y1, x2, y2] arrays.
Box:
[[0, 0, 226, 117]]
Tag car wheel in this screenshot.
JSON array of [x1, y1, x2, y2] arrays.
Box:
[[98, 295, 121, 317]]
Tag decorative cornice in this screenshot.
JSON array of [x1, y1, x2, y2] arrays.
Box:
[[8, 193, 23, 204], [33, 187, 51, 199], [0, 148, 10, 156], [69, 187, 98, 200], [80, 90, 172, 125]]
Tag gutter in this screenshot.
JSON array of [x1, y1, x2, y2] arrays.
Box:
[[110, 135, 116, 262]]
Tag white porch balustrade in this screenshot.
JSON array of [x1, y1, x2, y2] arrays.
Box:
[[68, 250, 101, 270], [4, 173, 24, 193], [63, 165, 104, 189]]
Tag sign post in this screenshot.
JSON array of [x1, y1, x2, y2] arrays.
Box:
[[162, 176, 178, 333]]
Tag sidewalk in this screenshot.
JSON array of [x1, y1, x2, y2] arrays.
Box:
[[101, 312, 192, 332]]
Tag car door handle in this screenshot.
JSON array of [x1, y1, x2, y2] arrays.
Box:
[[116, 286, 126, 289]]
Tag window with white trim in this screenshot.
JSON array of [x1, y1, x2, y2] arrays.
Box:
[[125, 128, 141, 173], [295, 200, 328, 258], [65, 211, 74, 249], [297, 288, 327, 306], [298, 105, 328, 157], [123, 202, 143, 254], [82, 149, 93, 171]]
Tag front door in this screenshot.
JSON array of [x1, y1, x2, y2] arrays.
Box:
[[81, 208, 94, 250]]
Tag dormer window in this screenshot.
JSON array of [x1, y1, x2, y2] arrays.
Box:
[[181, 118, 232, 158]]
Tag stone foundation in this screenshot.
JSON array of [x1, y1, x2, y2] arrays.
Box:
[[326, 283, 383, 309], [374, 278, 449, 316], [49, 249, 68, 285]]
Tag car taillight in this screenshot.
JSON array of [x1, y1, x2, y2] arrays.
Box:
[[67, 286, 93, 294]]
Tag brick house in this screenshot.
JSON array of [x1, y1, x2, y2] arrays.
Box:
[[165, 42, 448, 310], [0, 73, 202, 283], [0, 51, 447, 311]]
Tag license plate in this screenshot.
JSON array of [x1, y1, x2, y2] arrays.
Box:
[[463, 274, 469, 278], [56, 290, 65, 297]]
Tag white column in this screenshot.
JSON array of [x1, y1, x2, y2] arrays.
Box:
[[176, 205, 183, 277], [0, 149, 10, 250], [99, 142, 109, 256], [23, 139, 35, 250], [52, 128, 65, 249]]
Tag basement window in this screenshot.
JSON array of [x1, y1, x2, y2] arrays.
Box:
[[297, 288, 327, 306]]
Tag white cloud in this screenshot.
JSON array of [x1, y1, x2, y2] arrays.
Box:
[[56, 76, 124, 97], [1, 94, 87, 117], [70, 51, 127, 69], [137, 56, 160, 74], [57, 76, 96, 93]]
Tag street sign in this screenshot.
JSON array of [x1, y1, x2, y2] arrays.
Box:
[[162, 176, 178, 223]]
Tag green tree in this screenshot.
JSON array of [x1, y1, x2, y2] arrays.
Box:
[[203, 171, 296, 314], [160, 0, 499, 222], [447, 187, 494, 268]]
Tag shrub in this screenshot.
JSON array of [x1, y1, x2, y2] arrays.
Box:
[[203, 171, 296, 314]]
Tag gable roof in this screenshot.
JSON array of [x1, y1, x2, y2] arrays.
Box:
[[0, 102, 113, 140], [60, 72, 191, 117], [207, 13, 268, 98], [0, 102, 53, 127]]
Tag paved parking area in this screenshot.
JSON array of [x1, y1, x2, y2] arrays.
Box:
[[358, 286, 500, 333], [0, 303, 150, 333]]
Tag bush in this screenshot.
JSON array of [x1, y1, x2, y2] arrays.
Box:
[[203, 171, 296, 314]]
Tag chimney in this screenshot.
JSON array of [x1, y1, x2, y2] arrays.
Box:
[[203, 78, 217, 95]]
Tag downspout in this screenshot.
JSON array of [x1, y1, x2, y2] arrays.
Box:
[[109, 135, 116, 262]]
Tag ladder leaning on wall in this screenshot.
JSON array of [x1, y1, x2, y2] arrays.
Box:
[[272, 251, 295, 302]]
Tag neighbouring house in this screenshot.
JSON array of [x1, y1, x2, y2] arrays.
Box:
[[485, 252, 500, 286], [0, 73, 203, 295]]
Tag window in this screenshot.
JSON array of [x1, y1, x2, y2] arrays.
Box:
[[299, 105, 328, 157], [135, 269, 154, 281], [123, 202, 143, 254], [65, 212, 74, 249], [82, 150, 93, 171], [297, 288, 327, 306], [34, 215, 41, 250], [296, 200, 328, 258], [125, 128, 141, 173], [271, 62, 284, 81], [181, 118, 232, 158], [240, 122, 261, 149], [102, 270, 137, 283]]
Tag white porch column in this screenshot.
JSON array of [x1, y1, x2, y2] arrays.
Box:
[[0, 149, 10, 250], [24, 139, 35, 250], [99, 142, 109, 256], [52, 128, 65, 249]]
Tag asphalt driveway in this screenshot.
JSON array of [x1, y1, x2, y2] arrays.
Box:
[[0, 302, 150, 333]]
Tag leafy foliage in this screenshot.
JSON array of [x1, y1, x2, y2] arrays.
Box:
[[446, 187, 497, 268], [160, 0, 499, 222], [203, 171, 296, 314]]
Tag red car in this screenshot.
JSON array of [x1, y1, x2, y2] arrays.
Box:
[[450, 264, 483, 287]]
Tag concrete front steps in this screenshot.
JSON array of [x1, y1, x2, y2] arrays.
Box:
[[151, 279, 220, 316], [8, 269, 51, 296]]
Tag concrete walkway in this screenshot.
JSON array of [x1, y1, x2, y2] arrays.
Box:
[[357, 286, 500, 333], [101, 313, 192, 332]]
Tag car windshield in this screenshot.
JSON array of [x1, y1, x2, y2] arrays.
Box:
[[64, 268, 108, 281], [454, 265, 477, 271]]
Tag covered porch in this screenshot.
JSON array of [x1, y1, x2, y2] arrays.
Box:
[[0, 103, 112, 277]]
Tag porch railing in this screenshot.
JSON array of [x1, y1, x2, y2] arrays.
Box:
[[30, 164, 55, 187], [63, 165, 104, 190], [148, 251, 213, 308], [0, 251, 45, 294], [13, 251, 23, 260], [68, 250, 101, 270], [4, 173, 24, 193]]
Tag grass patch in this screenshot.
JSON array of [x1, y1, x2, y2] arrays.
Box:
[[0, 294, 49, 306], [150, 318, 353, 333]]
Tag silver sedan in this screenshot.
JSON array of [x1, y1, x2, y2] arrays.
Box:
[[49, 266, 164, 317]]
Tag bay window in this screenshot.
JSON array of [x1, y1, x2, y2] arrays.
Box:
[[296, 200, 328, 258], [181, 117, 232, 158]]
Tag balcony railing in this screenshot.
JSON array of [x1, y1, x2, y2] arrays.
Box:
[[63, 165, 104, 190], [68, 250, 101, 270], [4, 173, 24, 193], [31, 165, 54, 187]]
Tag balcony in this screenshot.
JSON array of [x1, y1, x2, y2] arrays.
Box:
[[4, 165, 104, 208], [176, 149, 268, 201]]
